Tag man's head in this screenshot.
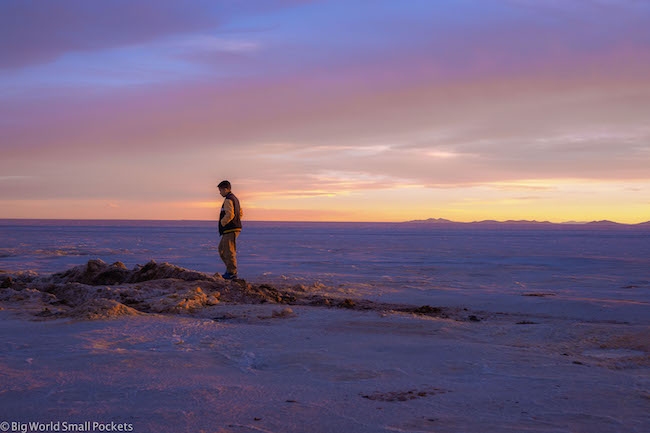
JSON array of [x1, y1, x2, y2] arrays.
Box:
[[218, 180, 231, 197]]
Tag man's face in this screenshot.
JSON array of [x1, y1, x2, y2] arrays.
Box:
[[218, 187, 230, 197]]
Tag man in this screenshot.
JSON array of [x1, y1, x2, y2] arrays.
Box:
[[217, 180, 243, 279]]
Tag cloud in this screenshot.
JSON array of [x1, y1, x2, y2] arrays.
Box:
[[0, 175, 33, 181], [487, 183, 556, 191], [1, 0, 650, 212], [0, 0, 212, 69], [425, 151, 468, 159], [0, 0, 306, 69], [170, 35, 260, 53], [240, 206, 353, 221]]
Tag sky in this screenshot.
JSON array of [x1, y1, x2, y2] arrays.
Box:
[[1, 0, 649, 223]]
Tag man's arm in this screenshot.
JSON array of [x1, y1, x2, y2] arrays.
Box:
[[221, 199, 235, 226]]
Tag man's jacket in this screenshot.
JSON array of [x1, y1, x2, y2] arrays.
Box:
[[219, 192, 243, 235]]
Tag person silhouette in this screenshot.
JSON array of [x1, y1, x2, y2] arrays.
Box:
[[217, 180, 242, 279]]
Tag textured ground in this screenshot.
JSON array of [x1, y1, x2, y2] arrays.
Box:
[[0, 260, 648, 432]]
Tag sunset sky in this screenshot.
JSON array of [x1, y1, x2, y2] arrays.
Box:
[[1, 0, 649, 223]]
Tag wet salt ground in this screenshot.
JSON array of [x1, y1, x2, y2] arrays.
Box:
[[1, 220, 649, 306], [0, 304, 648, 433]]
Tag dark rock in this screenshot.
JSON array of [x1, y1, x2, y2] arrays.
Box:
[[212, 313, 239, 322], [412, 305, 442, 315], [127, 259, 211, 283], [308, 297, 331, 306], [34, 307, 54, 317], [0, 276, 12, 288], [95, 267, 130, 285], [361, 387, 449, 402], [52, 259, 116, 285], [468, 315, 481, 322], [51, 259, 217, 286], [281, 294, 297, 304]]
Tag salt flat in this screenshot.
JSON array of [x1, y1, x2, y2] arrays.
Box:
[[1, 222, 648, 432], [0, 260, 647, 433]]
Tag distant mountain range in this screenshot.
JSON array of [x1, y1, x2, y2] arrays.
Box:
[[404, 218, 650, 227]]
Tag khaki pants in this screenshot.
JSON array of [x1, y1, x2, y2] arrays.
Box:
[[219, 231, 239, 274]]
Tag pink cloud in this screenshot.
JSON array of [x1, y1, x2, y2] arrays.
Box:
[[1, 0, 649, 216]]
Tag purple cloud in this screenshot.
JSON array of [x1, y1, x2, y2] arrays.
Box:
[[0, 0, 307, 69]]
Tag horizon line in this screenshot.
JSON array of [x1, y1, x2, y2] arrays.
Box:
[[0, 217, 648, 225]]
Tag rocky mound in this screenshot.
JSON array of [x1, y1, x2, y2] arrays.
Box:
[[62, 299, 145, 320], [49, 259, 215, 285], [0, 259, 303, 320], [0, 259, 458, 322], [147, 287, 221, 314]]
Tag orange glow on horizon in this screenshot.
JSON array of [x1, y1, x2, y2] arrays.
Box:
[[2, 177, 649, 225]]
